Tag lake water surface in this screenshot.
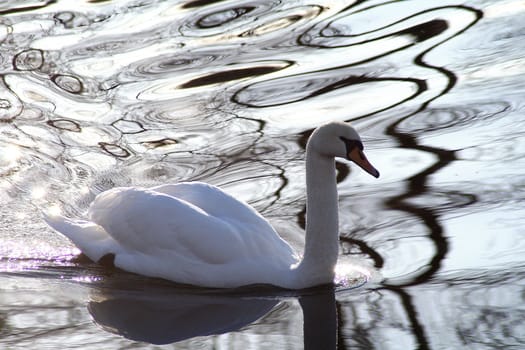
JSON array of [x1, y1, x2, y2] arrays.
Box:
[[1, 0, 524, 349]]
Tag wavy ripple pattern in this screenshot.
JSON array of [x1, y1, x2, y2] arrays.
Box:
[[1, 1, 525, 349]]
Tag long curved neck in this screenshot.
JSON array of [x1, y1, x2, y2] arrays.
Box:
[[294, 145, 339, 287]]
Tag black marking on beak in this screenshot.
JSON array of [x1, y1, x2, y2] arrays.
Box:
[[340, 137, 363, 156]]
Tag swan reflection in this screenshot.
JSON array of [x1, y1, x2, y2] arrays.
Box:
[[87, 280, 337, 348]]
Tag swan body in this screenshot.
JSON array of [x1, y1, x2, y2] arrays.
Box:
[[44, 122, 379, 289]]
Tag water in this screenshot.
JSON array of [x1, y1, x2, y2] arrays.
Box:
[[1, 0, 524, 348]]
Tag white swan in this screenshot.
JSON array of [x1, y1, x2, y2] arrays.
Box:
[[44, 122, 379, 289]]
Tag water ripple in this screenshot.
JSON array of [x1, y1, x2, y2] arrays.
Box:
[[233, 72, 424, 108], [0, 79, 23, 121], [13, 48, 44, 71], [239, 5, 323, 39], [51, 74, 84, 94], [4, 74, 112, 122], [197, 6, 255, 29], [53, 11, 91, 29], [396, 101, 511, 135], [47, 118, 81, 132], [1, 1, 524, 348], [118, 52, 218, 82], [299, 5, 474, 48], [179, 0, 279, 37], [181, 61, 292, 88]]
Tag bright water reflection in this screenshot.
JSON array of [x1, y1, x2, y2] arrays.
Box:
[[1, 0, 525, 349]]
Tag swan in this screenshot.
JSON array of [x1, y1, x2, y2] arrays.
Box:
[[44, 122, 379, 289]]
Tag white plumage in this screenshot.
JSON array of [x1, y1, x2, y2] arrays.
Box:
[[45, 122, 379, 289]]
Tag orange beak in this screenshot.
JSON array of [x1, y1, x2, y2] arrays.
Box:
[[348, 148, 380, 178]]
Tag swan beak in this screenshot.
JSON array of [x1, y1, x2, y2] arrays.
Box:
[[348, 148, 380, 178]]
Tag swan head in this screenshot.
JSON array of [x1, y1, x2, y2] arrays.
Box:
[[308, 122, 380, 178]]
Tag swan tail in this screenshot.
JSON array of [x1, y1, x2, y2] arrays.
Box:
[[43, 212, 118, 262]]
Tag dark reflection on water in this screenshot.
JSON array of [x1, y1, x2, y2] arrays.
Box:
[[87, 279, 281, 345], [85, 275, 338, 348], [1, 0, 525, 349]]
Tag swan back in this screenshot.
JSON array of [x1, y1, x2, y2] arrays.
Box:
[[151, 182, 271, 230]]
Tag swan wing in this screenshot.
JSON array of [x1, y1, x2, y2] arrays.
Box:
[[88, 187, 242, 263], [151, 182, 296, 259], [151, 182, 273, 232]]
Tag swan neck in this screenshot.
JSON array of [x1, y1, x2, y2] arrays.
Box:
[[294, 146, 339, 287]]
